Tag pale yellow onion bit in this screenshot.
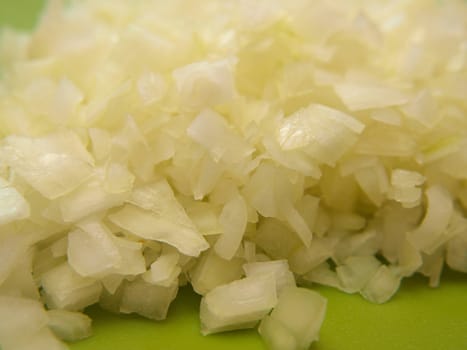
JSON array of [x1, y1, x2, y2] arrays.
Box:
[[0, 296, 68, 350], [189, 248, 244, 295], [277, 104, 365, 166], [407, 185, 453, 255], [259, 287, 327, 350], [243, 260, 296, 296], [0, 131, 94, 199], [200, 274, 277, 335], [47, 309, 92, 342]]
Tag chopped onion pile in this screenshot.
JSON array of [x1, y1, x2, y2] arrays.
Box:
[[0, 0, 466, 349]]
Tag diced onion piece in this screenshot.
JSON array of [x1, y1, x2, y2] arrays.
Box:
[[119, 278, 178, 321], [332, 212, 366, 231], [115, 179, 209, 256], [302, 262, 341, 289], [50, 238, 68, 258], [149, 132, 175, 166], [355, 125, 417, 157], [0, 178, 30, 224], [283, 204, 313, 247], [417, 137, 463, 165], [0, 248, 39, 300], [397, 238, 423, 277], [192, 154, 224, 200], [339, 155, 378, 177], [128, 180, 200, 232], [243, 161, 301, 219], [242, 162, 281, 218], [334, 82, 409, 111], [88, 128, 111, 162], [137, 71, 167, 105], [313, 68, 340, 86], [360, 265, 401, 304], [0, 131, 94, 199], [420, 249, 444, 288], [173, 59, 235, 107], [185, 201, 222, 236], [296, 195, 320, 234], [103, 162, 134, 194], [112, 25, 178, 73], [390, 169, 425, 187], [0, 234, 30, 285], [380, 203, 422, 264], [47, 309, 92, 342], [259, 287, 327, 350], [263, 136, 322, 179], [11, 327, 68, 350], [0, 296, 48, 343], [243, 260, 296, 296], [408, 185, 453, 254], [67, 221, 121, 278], [388, 186, 422, 208], [289, 240, 332, 275], [101, 275, 124, 295], [109, 204, 209, 257], [354, 161, 389, 207], [446, 230, 467, 273], [387, 168, 425, 208], [77, 218, 146, 277], [109, 236, 146, 276], [59, 172, 130, 223], [243, 240, 256, 262], [333, 230, 378, 263], [277, 104, 365, 165], [51, 78, 84, 124], [200, 274, 277, 335], [41, 263, 102, 311], [173, 58, 236, 109], [113, 115, 148, 154], [215, 194, 248, 260], [189, 249, 244, 295], [142, 245, 181, 287], [253, 218, 302, 259], [370, 109, 402, 126], [336, 255, 381, 293], [258, 315, 298, 350], [402, 90, 439, 128], [33, 245, 67, 284], [187, 109, 253, 163]]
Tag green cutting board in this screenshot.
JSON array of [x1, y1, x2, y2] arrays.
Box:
[[67, 272, 467, 350], [1, 1, 466, 349]]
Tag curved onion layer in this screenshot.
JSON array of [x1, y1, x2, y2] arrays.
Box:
[[0, 0, 466, 349]]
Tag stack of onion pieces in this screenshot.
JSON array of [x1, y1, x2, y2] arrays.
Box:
[[0, 0, 466, 349]]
